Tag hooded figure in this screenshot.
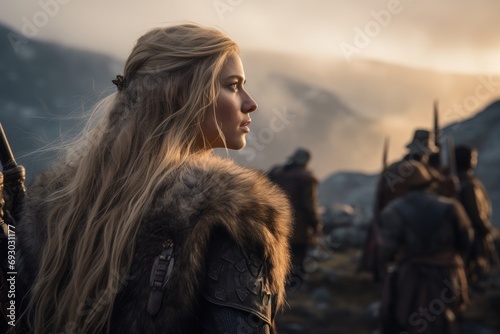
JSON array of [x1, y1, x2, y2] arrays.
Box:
[[268, 148, 322, 277]]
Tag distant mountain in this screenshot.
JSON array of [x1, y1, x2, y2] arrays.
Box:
[[0, 23, 122, 177], [319, 100, 500, 227], [318, 172, 378, 220], [226, 73, 378, 173]]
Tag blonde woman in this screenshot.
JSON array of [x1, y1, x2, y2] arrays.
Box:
[[16, 24, 291, 334]]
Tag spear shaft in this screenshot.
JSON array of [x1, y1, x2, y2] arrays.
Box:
[[434, 100, 441, 150], [383, 137, 390, 171], [0, 123, 17, 171]]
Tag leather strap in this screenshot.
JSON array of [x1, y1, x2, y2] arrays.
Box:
[[147, 240, 175, 317]]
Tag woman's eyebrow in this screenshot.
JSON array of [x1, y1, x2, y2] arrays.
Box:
[[224, 74, 246, 83]]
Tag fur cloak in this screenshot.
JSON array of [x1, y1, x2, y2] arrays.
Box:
[[16, 153, 292, 333]]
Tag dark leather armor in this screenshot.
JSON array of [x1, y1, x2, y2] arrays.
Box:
[[202, 229, 274, 333], [380, 190, 472, 261]]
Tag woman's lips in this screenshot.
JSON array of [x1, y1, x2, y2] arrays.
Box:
[[240, 119, 251, 133]]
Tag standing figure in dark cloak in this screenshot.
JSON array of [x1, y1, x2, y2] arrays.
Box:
[[268, 148, 322, 283], [361, 129, 438, 281], [378, 160, 473, 334]]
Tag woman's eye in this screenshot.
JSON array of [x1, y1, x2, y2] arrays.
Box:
[[228, 83, 239, 91]]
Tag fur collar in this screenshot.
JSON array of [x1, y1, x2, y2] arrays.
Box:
[[142, 153, 292, 311]]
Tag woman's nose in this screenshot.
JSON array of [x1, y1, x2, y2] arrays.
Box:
[[243, 93, 257, 113]]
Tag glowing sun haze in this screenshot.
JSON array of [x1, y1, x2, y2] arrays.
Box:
[[2, 0, 500, 177], [1, 0, 500, 75]]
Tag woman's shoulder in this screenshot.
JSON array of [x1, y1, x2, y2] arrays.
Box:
[[149, 153, 291, 224], [180, 153, 278, 192], [144, 152, 292, 263], [134, 154, 293, 320]]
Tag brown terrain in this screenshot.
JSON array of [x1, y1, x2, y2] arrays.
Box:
[[276, 246, 500, 334]]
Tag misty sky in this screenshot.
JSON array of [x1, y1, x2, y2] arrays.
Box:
[[2, 0, 500, 177], [1, 0, 500, 74]]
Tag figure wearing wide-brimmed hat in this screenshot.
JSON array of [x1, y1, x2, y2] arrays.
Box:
[[404, 129, 438, 161]]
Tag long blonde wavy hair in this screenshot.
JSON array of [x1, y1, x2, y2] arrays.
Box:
[[26, 23, 239, 333]]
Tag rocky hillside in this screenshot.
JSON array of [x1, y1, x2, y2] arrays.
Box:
[[444, 100, 500, 220]]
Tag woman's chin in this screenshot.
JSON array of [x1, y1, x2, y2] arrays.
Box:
[[226, 138, 246, 150]]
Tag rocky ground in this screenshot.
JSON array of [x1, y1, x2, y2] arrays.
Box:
[[275, 246, 500, 334]]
